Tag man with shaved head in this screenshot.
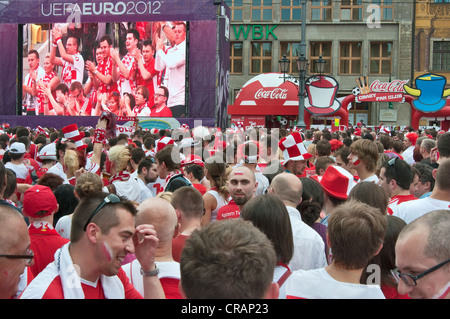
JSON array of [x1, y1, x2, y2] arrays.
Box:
[[217, 166, 257, 220], [122, 197, 182, 298], [269, 172, 327, 271]]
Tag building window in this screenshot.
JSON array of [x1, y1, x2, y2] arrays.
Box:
[[311, 0, 332, 21], [280, 42, 301, 74], [230, 42, 243, 74], [225, 0, 244, 21], [433, 0, 450, 3], [370, 42, 392, 75], [432, 41, 450, 71], [339, 42, 362, 74], [371, 0, 394, 21], [281, 0, 302, 21], [251, 42, 272, 74], [340, 0, 362, 21], [310, 42, 332, 74], [251, 0, 273, 21]]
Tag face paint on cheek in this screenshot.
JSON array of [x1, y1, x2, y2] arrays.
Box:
[[352, 156, 361, 166], [101, 242, 113, 262]]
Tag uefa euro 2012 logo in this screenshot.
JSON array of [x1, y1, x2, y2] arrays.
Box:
[[404, 73, 450, 112]]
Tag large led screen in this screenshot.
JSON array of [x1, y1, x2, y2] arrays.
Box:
[[21, 20, 187, 118]]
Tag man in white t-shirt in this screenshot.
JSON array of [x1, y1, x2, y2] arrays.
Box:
[[135, 157, 158, 203], [269, 172, 327, 271], [402, 132, 418, 166], [348, 138, 379, 183], [5, 142, 32, 183], [122, 197, 182, 299], [50, 27, 84, 86], [378, 157, 417, 214], [155, 22, 186, 117], [391, 159, 450, 224], [23, 50, 45, 115], [285, 200, 386, 299]]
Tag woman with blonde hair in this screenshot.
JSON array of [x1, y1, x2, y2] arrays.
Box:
[[201, 152, 229, 225], [64, 149, 79, 186], [106, 144, 141, 203]]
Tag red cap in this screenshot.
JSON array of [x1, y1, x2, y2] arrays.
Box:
[[329, 139, 343, 151], [22, 185, 58, 218], [406, 132, 418, 146]]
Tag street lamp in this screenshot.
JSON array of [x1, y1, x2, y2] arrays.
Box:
[[315, 55, 326, 75], [279, 55, 290, 82], [297, 53, 308, 128]]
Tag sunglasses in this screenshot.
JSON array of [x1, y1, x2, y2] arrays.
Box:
[[391, 258, 450, 287], [0, 249, 34, 265], [386, 157, 408, 190], [83, 194, 121, 231]]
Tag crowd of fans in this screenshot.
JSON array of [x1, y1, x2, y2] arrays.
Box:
[[0, 120, 449, 300]]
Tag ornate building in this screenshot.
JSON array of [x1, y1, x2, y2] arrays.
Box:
[[225, 0, 415, 127]]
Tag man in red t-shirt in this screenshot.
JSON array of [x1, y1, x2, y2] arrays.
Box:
[[133, 40, 159, 107], [21, 185, 69, 277], [171, 187, 204, 263], [378, 157, 417, 215], [20, 192, 164, 299], [183, 157, 207, 195], [217, 166, 257, 220]]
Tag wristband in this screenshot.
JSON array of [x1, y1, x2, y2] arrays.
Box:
[[93, 127, 106, 144]]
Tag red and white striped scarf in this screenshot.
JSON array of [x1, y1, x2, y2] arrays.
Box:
[[109, 170, 131, 184], [164, 169, 184, 187]]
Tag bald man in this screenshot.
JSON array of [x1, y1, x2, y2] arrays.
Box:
[[0, 206, 33, 299], [394, 210, 450, 299], [269, 173, 327, 271], [217, 166, 257, 220], [122, 197, 182, 298]]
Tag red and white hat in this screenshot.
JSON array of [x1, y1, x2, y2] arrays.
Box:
[[156, 136, 174, 152], [37, 142, 57, 161], [36, 125, 49, 137], [62, 124, 87, 150], [279, 131, 312, 165], [319, 165, 356, 200], [182, 154, 204, 167], [380, 125, 390, 134]]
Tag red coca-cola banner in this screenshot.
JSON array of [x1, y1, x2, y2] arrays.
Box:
[[228, 73, 300, 116], [354, 78, 408, 103]]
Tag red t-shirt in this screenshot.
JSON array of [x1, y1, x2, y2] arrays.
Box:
[[135, 59, 158, 107], [192, 183, 207, 195], [382, 284, 410, 299], [40, 268, 142, 299], [151, 106, 173, 117], [217, 200, 240, 220], [28, 223, 70, 277], [172, 234, 189, 263]]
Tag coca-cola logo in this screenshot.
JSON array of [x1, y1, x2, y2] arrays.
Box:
[[255, 88, 288, 100], [369, 79, 409, 93]]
